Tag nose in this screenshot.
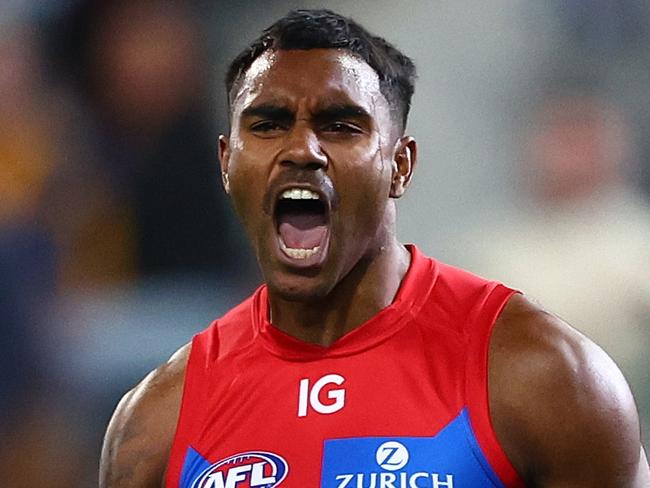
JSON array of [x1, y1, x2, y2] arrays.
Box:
[[280, 122, 328, 170]]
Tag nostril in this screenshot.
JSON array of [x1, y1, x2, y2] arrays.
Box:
[[305, 161, 326, 171], [280, 159, 327, 170]]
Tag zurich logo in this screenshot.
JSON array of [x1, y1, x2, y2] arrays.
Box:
[[375, 441, 409, 471], [191, 451, 288, 488]]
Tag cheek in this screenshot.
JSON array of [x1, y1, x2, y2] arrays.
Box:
[[227, 153, 268, 228], [334, 144, 393, 230], [349, 139, 392, 193], [228, 133, 275, 181], [325, 133, 388, 175]]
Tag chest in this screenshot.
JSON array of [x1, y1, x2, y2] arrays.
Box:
[[176, 334, 504, 487], [207, 342, 462, 440]]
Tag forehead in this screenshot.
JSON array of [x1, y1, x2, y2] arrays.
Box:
[[232, 48, 385, 114]]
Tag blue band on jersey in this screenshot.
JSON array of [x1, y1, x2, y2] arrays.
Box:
[[179, 409, 506, 487], [180, 446, 211, 488], [320, 409, 505, 488]]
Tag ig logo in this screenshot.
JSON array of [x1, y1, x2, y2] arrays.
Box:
[[375, 441, 409, 471], [297, 374, 346, 417]]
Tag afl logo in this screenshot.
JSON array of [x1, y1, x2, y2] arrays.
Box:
[[191, 451, 288, 488]]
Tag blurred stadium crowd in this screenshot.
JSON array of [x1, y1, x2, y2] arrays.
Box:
[[1, 1, 649, 486]]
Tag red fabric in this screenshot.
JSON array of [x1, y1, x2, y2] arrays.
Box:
[[165, 245, 526, 487], [463, 278, 526, 488]]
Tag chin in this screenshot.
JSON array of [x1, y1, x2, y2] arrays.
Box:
[[265, 269, 334, 303]]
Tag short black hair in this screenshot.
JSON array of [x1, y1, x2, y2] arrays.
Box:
[[225, 9, 416, 131]]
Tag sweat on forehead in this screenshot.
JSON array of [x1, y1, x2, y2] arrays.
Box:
[[230, 49, 384, 112]]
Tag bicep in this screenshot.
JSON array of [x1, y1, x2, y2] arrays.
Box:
[[541, 448, 650, 488], [99, 345, 188, 488], [537, 351, 648, 487], [99, 388, 167, 488], [489, 296, 649, 487]]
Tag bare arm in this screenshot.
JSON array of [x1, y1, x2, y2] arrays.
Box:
[[490, 294, 650, 487], [99, 344, 190, 488]]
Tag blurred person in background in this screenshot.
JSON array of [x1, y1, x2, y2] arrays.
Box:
[[56, 0, 254, 281], [0, 16, 100, 488], [45, 0, 257, 448], [1, 0, 257, 485], [460, 86, 650, 442]]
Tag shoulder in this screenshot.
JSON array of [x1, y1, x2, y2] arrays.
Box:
[[489, 293, 649, 486], [99, 343, 191, 488]]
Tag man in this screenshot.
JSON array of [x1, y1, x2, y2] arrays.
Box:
[[100, 9, 649, 487]]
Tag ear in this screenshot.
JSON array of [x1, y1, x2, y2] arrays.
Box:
[[390, 136, 417, 198], [218, 134, 231, 194]]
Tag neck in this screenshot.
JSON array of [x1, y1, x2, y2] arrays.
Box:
[[268, 238, 411, 347]]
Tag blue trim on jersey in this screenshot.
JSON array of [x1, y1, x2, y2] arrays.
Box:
[[320, 408, 506, 487], [179, 408, 506, 487], [180, 446, 211, 488], [459, 408, 510, 487]]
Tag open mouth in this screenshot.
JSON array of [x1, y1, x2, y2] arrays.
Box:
[[275, 188, 329, 261]]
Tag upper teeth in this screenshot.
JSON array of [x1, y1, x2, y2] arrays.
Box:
[[280, 188, 320, 200]]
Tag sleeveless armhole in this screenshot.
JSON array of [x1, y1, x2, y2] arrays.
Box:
[[165, 322, 215, 488], [465, 285, 526, 488]]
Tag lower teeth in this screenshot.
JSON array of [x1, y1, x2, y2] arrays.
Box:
[[280, 239, 320, 259]]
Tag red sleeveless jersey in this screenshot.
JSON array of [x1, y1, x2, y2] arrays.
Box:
[[166, 245, 525, 488]]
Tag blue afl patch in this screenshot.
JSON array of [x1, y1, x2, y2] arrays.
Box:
[[320, 409, 506, 487]]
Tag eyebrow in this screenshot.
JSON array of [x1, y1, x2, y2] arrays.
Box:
[[240, 102, 372, 122], [313, 103, 372, 124], [241, 103, 294, 121]]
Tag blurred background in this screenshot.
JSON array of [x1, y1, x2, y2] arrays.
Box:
[[1, 0, 648, 485]]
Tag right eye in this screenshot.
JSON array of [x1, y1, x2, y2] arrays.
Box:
[[250, 121, 287, 133]]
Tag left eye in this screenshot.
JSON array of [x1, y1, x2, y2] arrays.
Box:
[[322, 122, 361, 133]]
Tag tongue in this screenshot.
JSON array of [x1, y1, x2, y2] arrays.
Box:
[[278, 212, 327, 249]]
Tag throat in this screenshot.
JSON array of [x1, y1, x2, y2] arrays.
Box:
[[267, 242, 412, 347], [269, 300, 351, 347]]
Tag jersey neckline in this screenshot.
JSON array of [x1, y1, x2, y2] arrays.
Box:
[[251, 244, 438, 360]]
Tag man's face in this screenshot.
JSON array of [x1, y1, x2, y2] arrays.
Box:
[[220, 48, 407, 300]]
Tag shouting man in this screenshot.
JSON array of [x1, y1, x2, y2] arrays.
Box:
[[100, 9, 649, 488]]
